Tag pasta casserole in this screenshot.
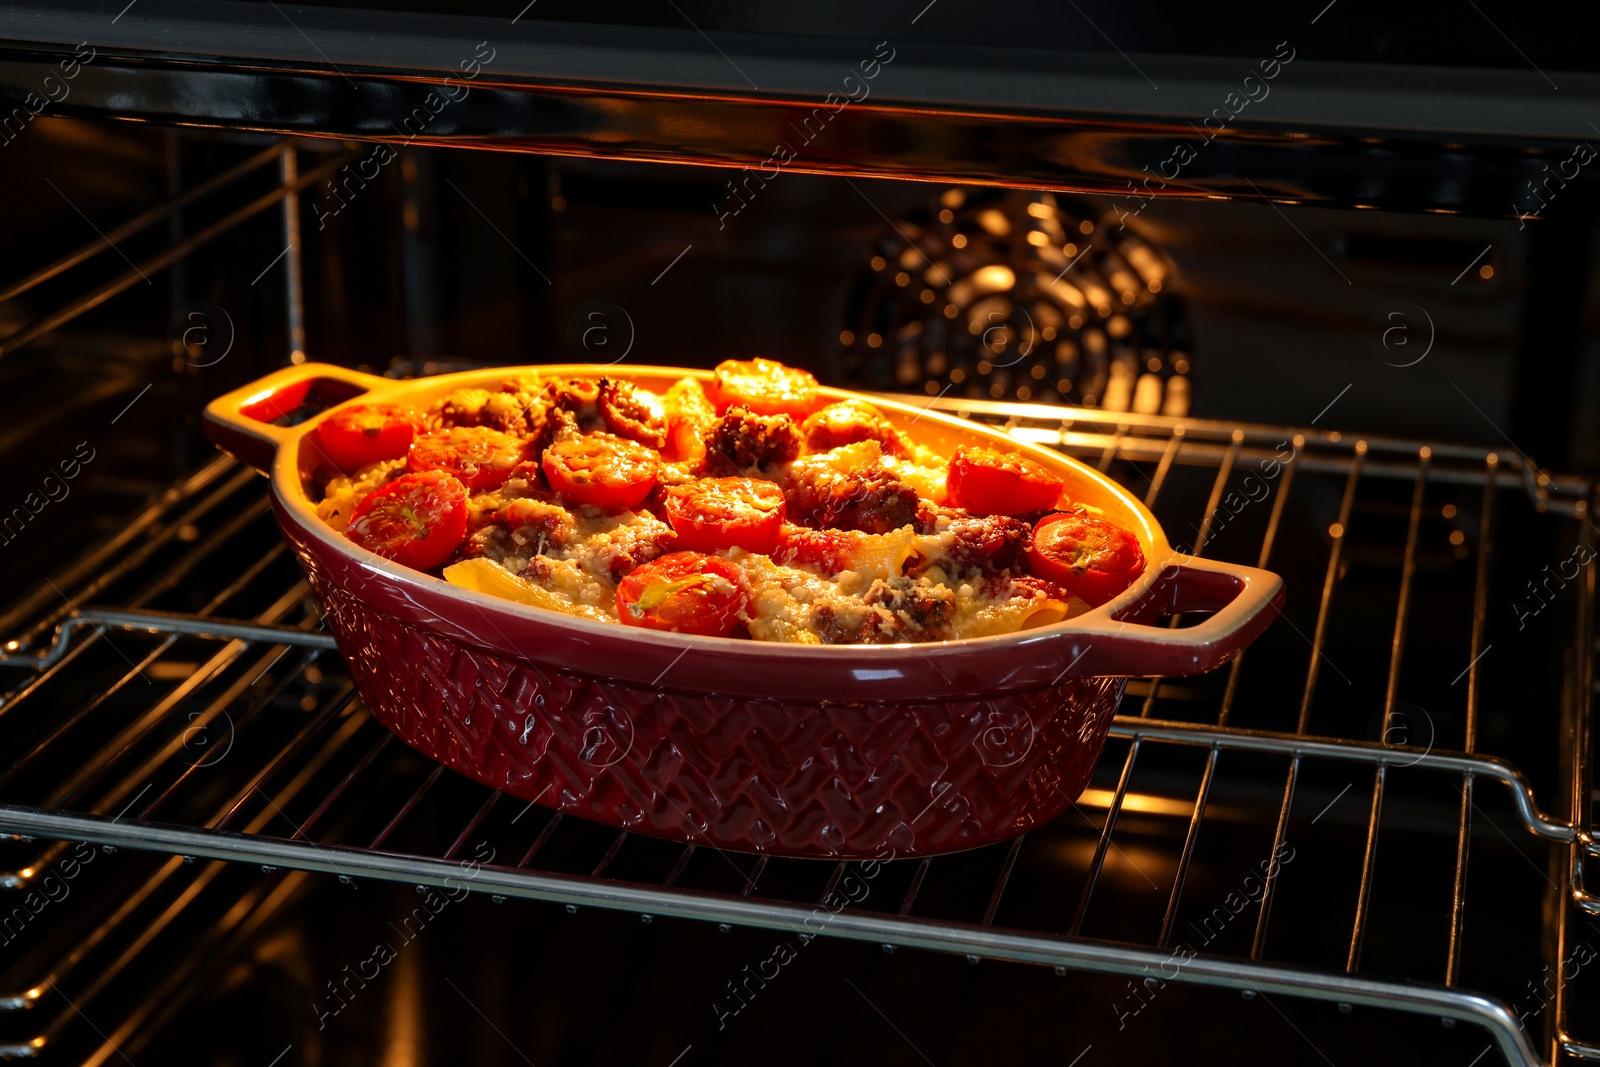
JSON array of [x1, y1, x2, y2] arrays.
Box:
[[305, 359, 1145, 645]]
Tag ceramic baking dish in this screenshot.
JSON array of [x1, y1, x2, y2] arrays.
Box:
[[204, 362, 1284, 858]]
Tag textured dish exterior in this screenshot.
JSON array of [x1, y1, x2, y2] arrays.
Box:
[[209, 365, 1280, 859], [311, 557, 1124, 857]]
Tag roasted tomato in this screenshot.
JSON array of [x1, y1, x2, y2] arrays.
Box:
[[664, 477, 786, 554], [542, 432, 659, 509], [801, 399, 910, 456], [1028, 511, 1145, 606], [616, 551, 749, 637], [345, 470, 468, 571], [946, 445, 1065, 517], [408, 427, 526, 491], [709, 358, 819, 419], [316, 404, 423, 472]]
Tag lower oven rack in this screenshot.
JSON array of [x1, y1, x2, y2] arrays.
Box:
[[0, 405, 1596, 1067]]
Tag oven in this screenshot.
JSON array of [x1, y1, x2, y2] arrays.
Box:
[[0, 4, 1597, 1065]]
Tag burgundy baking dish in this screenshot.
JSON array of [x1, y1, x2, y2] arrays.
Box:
[[203, 362, 1284, 859]]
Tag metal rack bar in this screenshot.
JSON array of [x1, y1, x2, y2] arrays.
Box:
[[280, 146, 307, 364], [0, 646, 337, 1009], [1068, 738, 1141, 937], [1558, 530, 1600, 1057], [1348, 449, 1429, 973], [0, 148, 362, 359], [981, 836, 1025, 927], [0, 585, 320, 891], [47, 697, 366, 1053], [0, 455, 240, 642], [209, 689, 358, 832], [0, 404, 1591, 1063], [48, 584, 313, 814], [663, 845, 696, 888], [518, 812, 564, 869], [294, 734, 392, 841], [1066, 420, 1198, 937], [591, 832, 627, 878], [1138, 429, 1240, 717], [369, 766, 444, 850], [1157, 744, 1219, 949], [819, 861, 846, 908], [1251, 758, 1299, 961], [136, 650, 326, 823], [1447, 456, 1497, 986], [1106, 718, 1572, 842], [1301, 445, 1367, 734], [2, 608, 335, 670], [899, 858, 931, 917], [0, 141, 289, 305], [1140, 428, 1184, 507], [12, 672, 366, 1054], [0, 463, 262, 673], [1216, 435, 1303, 727], [741, 856, 770, 897], [80, 871, 310, 1067], [1155, 431, 1256, 946], [944, 396, 1580, 512], [445, 791, 501, 861], [0, 806, 1549, 1067]]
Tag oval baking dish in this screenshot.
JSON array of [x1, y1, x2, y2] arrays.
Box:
[[204, 362, 1284, 858]]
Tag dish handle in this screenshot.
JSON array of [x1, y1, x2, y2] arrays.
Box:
[[1069, 556, 1286, 678], [203, 363, 397, 474]]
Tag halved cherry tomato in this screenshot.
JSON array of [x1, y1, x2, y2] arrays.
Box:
[[709, 358, 819, 419], [345, 470, 468, 571], [946, 444, 1065, 517], [1028, 511, 1145, 606], [316, 404, 423, 472], [408, 427, 526, 491], [542, 432, 658, 509], [616, 551, 749, 637], [664, 477, 785, 554]]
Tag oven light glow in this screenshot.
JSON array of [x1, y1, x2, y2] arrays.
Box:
[[1076, 788, 1195, 817]]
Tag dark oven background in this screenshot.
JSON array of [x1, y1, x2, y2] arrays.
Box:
[[1, 115, 1598, 1066]]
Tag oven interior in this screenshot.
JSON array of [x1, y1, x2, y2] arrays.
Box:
[[0, 49, 1598, 1067]]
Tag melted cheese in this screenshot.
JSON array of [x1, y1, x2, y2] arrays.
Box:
[[316, 459, 406, 531], [314, 377, 1110, 645]]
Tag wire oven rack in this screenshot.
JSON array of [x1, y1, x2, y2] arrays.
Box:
[[0, 398, 1597, 1066]]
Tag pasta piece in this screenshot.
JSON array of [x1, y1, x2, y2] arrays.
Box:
[[443, 558, 612, 622], [833, 527, 917, 588], [774, 525, 915, 586], [663, 377, 717, 465], [1020, 599, 1070, 629]]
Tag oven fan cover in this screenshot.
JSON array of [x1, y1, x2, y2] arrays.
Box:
[[838, 188, 1192, 415]]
